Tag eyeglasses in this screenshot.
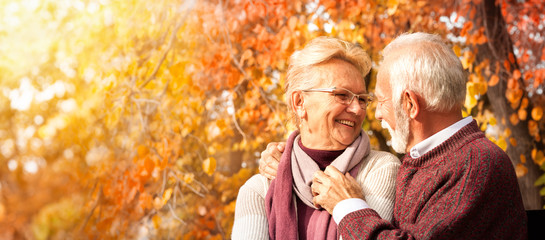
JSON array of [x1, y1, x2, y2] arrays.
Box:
[[302, 87, 374, 109]]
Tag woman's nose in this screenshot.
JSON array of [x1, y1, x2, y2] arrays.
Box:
[[346, 98, 363, 115]]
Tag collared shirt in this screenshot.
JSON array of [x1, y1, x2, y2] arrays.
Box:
[[409, 116, 474, 158], [332, 116, 474, 224]]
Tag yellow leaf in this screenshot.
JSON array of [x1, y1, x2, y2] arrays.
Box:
[[489, 117, 497, 126], [532, 149, 545, 166], [152, 215, 161, 229], [464, 94, 477, 113], [137, 145, 149, 157], [531, 106, 543, 121], [515, 163, 527, 178], [183, 173, 194, 184], [216, 119, 226, 129], [496, 137, 507, 151], [387, 0, 398, 15], [480, 123, 487, 132], [452, 45, 461, 57], [162, 188, 173, 205], [203, 157, 216, 176]]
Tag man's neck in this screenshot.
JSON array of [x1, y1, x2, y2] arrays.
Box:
[[406, 108, 463, 151]]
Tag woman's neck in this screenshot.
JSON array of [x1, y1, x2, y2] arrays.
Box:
[[298, 139, 344, 170]]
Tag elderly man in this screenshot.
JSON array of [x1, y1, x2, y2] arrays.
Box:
[[259, 32, 527, 239]]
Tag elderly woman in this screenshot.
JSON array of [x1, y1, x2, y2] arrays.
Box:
[[231, 37, 400, 240]]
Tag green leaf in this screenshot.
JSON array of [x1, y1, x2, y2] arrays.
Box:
[[535, 174, 545, 187], [540, 187, 545, 196]]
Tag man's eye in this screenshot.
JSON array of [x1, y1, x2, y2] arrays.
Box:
[[358, 97, 367, 104]]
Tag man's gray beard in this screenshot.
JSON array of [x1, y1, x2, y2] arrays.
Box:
[[381, 107, 409, 153]]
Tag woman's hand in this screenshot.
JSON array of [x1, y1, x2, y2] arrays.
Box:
[[311, 166, 365, 214], [258, 142, 285, 180]]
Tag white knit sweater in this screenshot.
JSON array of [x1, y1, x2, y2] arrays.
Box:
[[231, 150, 400, 240]]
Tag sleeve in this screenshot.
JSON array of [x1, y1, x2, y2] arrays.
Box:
[[231, 174, 270, 240], [357, 151, 399, 222], [339, 144, 527, 240]]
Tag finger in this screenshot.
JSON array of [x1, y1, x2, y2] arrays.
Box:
[[324, 165, 344, 179], [266, 142, 279, 152], [262, 165, 277, 180], [269, 146, 283, 162], [311, 181, 320, 196], [312, 170, 328, 183], [277, 142, 286, 152], [345, 172, 356, 181], [312, 195, 321, 209]]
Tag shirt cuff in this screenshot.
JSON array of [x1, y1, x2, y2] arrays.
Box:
[[332, 198, 370, 224]]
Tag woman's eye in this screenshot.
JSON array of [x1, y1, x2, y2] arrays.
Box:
[[335, 93, 349, 100]]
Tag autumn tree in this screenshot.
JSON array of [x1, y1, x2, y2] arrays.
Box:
[[0, 0, 543, 239]]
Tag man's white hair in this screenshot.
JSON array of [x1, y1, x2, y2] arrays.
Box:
[[381, 32, 467, 112]]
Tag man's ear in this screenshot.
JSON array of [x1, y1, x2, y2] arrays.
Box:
[[292, 91, 306, 119], [403, 90, 420, 119]]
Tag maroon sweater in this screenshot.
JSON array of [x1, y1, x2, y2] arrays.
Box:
[[338, 121, 527, 239]]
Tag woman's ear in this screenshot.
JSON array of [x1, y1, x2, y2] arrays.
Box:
[[403, 90, 420, 119], [292, 91, 306, 119]]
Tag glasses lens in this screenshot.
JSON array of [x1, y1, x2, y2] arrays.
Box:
[[333, 89, 350, 103]]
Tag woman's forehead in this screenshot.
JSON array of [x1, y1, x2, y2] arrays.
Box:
[[311, 61, 365, 91]]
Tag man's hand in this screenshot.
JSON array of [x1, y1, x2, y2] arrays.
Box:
[[258, 142, 285, 180], [311, 166, 365, 214]]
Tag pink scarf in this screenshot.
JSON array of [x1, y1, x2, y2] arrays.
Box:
[[265, 131, 370, 239]]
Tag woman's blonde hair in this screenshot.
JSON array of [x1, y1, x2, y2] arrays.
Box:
[[285, 36, 372, 125]]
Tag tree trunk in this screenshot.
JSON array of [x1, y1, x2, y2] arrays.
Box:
[[474, 0, 543, 209]]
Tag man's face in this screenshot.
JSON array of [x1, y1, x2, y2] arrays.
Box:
[[375, 68, 409, 153]]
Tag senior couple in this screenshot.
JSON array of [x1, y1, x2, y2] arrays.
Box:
[[232, 32, 527, 239]]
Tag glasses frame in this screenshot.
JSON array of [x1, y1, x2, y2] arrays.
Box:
[[302, 87, 374, 109]]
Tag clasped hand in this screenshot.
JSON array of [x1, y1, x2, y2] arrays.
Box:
[[259, 142, 364, 214], [311, 166, 365, 213]]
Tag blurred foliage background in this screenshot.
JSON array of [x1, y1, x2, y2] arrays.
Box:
[[0, 0, 544, 239]]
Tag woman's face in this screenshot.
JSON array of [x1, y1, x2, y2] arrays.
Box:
[[299, 59, 367, 150]]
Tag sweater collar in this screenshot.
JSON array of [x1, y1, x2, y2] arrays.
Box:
[[402, 119, 484, 168]]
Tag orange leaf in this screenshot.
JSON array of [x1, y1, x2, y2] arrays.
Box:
[[144, 157, 155, 175], [513, 69, 521, 79], [531, 106, 543, 121], [509, 113, 520, 125], [518, 108, 527, 121], [520, 154, 527, 164], [521, 98, 529, 108], [515, 163, 527, 178], [488, 75, 499, 86], [522, 52, 530, 63], [508, 53, 516, 64], [528, 120, 539, 138], [503, 60, 511, 72], [288, 16, 298, 31], [509, 137, 517, 147]]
